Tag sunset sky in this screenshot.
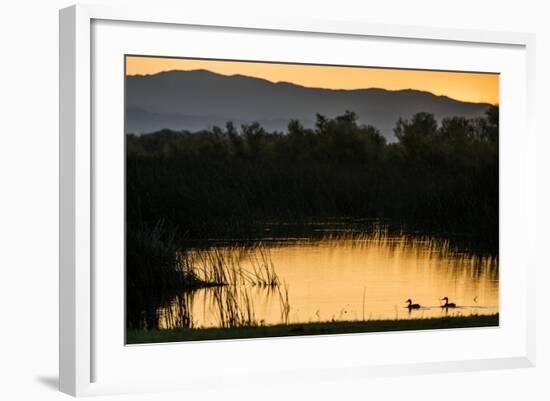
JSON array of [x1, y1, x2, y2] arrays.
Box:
[[126, 56, 499, 105]]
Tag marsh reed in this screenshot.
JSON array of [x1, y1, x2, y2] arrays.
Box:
[[187, 243, 280, 287]]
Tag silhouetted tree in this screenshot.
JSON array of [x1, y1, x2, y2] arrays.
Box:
[[126, 109, 498, 249]]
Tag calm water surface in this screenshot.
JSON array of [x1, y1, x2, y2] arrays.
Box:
[[158, 230, 499, 329]]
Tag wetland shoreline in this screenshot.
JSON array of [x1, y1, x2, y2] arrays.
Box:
[[127, 313, 499, 344]]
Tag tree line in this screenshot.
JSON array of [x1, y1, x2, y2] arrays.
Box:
[[126, 107, 499, 250]]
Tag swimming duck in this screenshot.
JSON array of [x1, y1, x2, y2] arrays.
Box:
[[406, 299, 421, 309], [441, 297, 457, 308]]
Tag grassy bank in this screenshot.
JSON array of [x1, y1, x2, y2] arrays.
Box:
[[127, 313, 499, 344]]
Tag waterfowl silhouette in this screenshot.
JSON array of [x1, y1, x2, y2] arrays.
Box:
[[440, 297, 457, 308], [406, 299, 421, 309]]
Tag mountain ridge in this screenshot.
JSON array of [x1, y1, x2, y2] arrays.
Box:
[[126, 69, 492, 140]]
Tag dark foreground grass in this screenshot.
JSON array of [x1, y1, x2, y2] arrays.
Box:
[[127, 313, 499, 344]]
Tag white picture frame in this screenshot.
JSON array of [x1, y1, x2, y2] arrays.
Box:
[[59, 4, 536, 397]]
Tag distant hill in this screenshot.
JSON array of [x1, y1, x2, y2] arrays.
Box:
[[126, 69, 492, 141]]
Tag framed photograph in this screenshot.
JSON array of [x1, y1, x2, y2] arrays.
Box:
[[59, 4, 536, 396]]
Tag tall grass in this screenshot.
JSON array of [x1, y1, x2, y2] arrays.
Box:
[[126, 109, 499, 251], [127, 221, 282, 292], [188, 244, 280, 287], [247, 245, 280, 287], [126, 220, 206, 291], [126, 230, 283, 330]]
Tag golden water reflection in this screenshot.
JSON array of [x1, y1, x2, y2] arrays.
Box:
[[160, 234, 499, 329]]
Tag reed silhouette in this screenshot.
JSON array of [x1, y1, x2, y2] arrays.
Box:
[[127, 108, 498, 244]]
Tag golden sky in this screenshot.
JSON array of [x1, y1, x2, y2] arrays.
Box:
[[126, 56, 499, 105]]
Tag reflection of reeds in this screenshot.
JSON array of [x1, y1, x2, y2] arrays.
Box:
[[277, 281, 290, 325], [208, 281, 291, 329], [156, 280, 292, 330], [212, 286, 257, 328], [159, 292, 194, 329]]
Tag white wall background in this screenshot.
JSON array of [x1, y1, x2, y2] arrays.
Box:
[[0, 0, 548, 399]]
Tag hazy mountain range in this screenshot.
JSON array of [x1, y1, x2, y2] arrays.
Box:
[[126, 69, 492, 141]]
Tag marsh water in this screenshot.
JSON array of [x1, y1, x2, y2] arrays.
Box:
[[153, 223, 499, 330]]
